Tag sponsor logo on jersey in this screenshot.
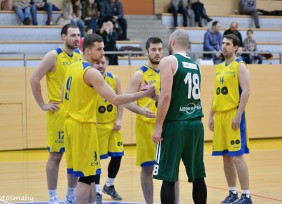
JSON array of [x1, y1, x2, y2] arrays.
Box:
[[179, 103, 202, 114], [182, 62, 198, 70]]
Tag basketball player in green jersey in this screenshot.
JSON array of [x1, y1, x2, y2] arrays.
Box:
[[208, 34, 252, 204], [63, 33, 156, 204], [30, 24, 82, 204], [152, 29, 207, 204]]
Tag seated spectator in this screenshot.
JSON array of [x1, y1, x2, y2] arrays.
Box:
[[100, 19, 119, 65], [167, 0, 188, 27], [62, 0, 85, 37], [243, 29, 263, 64], [239, 0, 260, 28], [203, 20, 223, 64], [224, 21, 252, 64], [1, 0, 13, 10], [13, 0, 32, 25], [81, 0, 101, 33], [189, 0, 212, 27], [100, 0, 128, 40], [30, 0, 53, 25]]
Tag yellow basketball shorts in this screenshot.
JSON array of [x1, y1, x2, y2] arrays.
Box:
[[212, 108, 250, 157], [46, 103, 65, 152], [96, 122, 124, 159], [64, 117, 101, 177], [136, 119, 156, 167]]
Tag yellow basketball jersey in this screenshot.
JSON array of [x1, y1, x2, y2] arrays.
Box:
[[136, 65, 161, 123], [96, 72, 118, 124], [212, 58, 245, 112], [46, 48, 82, 102], [64, 60, 98, 123]]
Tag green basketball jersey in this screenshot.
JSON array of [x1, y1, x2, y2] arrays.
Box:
[[164, 53, 203, 121]]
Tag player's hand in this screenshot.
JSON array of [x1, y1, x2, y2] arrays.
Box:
[[140, 80, 149, 91], [152, 127, 163, 143], [208, 117, 214, 132], [113, 119, 122, 131], [143, 85, 156, 99], [232, 113, 241, 130], [141, 103, 156, 118], [41, 102, 60, 112]]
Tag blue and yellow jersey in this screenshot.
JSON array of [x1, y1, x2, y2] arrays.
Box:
[[136, 65, 161, 123], [46, 48, 82, 102], [64, 61, 98, 123], [212, 58, 245, 112], [96, 72, 118, 124]]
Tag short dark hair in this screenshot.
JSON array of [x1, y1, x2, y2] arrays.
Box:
[[145, 37, 163, 50], [61, 23, 79, 36], [82, 33, 104, 52], [223, 34, 240, 47], [212, 20, 219, 27], [247, 29, 253, 34]]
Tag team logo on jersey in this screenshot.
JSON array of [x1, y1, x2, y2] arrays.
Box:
[[107, 104, 113, 112], [179, 103, 202, 114], [98, 106, 106, 113], [230, 140, 240, 149], [63, 61, 68, 65]]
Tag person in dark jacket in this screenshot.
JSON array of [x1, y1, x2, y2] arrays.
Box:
[[99, 0, 128, 40], [100, 19, 119, 65]]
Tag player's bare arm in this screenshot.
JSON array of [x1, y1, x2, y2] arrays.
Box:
[[30, 50, 59, 111], [208, 105, 215, 132], [84, 68, 155, 106], [114, 75, 124, 131], [153, 56, 175, 143], [232, 62, 250, 130]]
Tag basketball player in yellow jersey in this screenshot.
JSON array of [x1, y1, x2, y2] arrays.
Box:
[[125, 37, 179, 204], [208, 34, 252, 204], [63, 33, 155, 204], [92, 56, 124, 203], [30, 24, 82, 204]]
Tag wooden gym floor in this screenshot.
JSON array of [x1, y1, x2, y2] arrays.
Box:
[[0, 139, 281, 204]]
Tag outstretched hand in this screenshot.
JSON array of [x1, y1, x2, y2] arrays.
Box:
[[140, 81, 156, 99]]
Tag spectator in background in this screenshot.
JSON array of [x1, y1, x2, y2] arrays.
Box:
[[81, 0, 101, 33], [224, 21, 252, 64], [31, 0, 53, 25], [100, 0, 128, 40], [244, 29, 263, 64], [62, 0, 85, 37], [168, 0, 188, 27], [203, 20, 223, 64], [13, 0, 32, 25], [189, 0, 212, 27], [100, 19, 119, 65], [239, 0, 260, 28]]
